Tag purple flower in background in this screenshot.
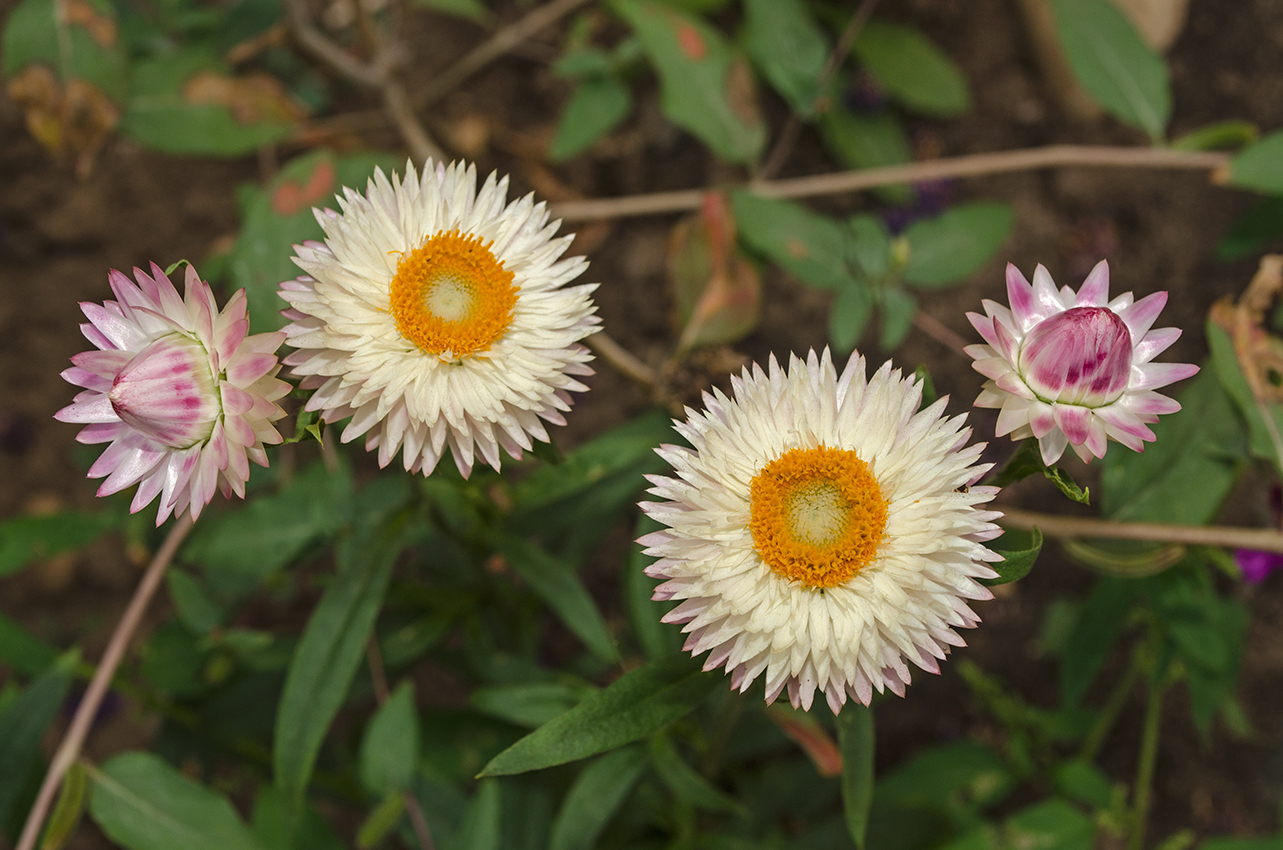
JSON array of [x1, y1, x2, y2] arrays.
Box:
[[1235, 549, 1283, 584], [965, 261, 1199, 465]]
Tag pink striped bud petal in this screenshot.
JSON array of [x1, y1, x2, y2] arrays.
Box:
[[109, 333, 221, 448], [1017, 306, 1133, 407]]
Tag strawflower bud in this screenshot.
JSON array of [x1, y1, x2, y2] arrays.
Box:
[[965, 261, 1198, 465], [56, 263, 290, 524]]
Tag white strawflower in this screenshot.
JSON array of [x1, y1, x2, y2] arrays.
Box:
[[966, 261, 1199, 465], [56, 263, 289, 524], [278, 160, 599, 477], [640, 350, 1003, 713]]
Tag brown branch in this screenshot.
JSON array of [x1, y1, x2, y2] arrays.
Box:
[[417, 0, 595, 109], [549, 145, 1232, 222], [1000, 507, 1283, 554], [587, 331, 658, 389], [284, 0, 444, 161], [911, 311, 969, 353], [16, 514, 197, 850], [759, 0, 881, 180]]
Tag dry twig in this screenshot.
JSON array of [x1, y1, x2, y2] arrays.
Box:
[[1000, 508, 1283, 554]]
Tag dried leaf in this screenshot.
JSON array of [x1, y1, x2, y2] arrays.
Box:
[[182, 71, 305, 126], [270, 158, 336, 216], [766, 705, 843, 777], [65, 0, 116, 47], [669, 192, 761, 354], [7, 66, 119, 176], [1209, 254, 1283, 405]]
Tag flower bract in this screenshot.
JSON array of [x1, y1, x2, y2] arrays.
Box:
[[640, 350, 1002, 713], [966, 261, 1199, 465], [56, 263, 289, 524], [278, 160, 599, 477]]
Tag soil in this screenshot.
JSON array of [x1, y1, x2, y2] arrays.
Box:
[[4, 0, 1283, 844]]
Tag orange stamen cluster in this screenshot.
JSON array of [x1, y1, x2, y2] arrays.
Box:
[[389, 229, 518, 357], [749, 446, 887, 588]]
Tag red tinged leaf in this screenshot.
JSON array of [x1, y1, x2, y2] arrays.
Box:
[[676, 23, 706, 60], [271, 159, 336, 216], [668, 192, 761, 354], [767, 705, 843, 777]]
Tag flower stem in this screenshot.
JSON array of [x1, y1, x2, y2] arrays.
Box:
[[1079, 649, 1142, 763], [15, 513, 196, 850], [1129, 680, 1165, 850], [1000, 508, 1283, 554], [548, 146, 1230, 222]]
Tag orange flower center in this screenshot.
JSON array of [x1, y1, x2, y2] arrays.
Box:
[[388, 229, 518, 358], [749, 446, 888, 588]]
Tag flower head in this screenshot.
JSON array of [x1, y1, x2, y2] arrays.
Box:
[[278, 160, 599, 478], [966, 261, 1199, 465], [640, 350, 1002, 713], [56, 263, 289, 524]]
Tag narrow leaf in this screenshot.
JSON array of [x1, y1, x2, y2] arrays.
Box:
[[274, 513, 410, 799], [88, 752, 264, 850], [0, 651, 77, 824], [454, 779, 502, 850], [1217, 196, 1283, 261], [625, 515, 682, 662], [549, 746, 648, 850], [470, 681, 597, 729], [496, 535, 620, 663], [1047, 0, 1171, 140], [649, 734, 743, 814], [479, 655, 716, 776], [0, 510, 116, 577], [355, 793, 404, 850], [836, 704, 875, 850], [41, 761, 88, 850]]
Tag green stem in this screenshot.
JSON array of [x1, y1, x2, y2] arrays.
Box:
[[1128, 681, 1165, 850], [700, 688, 745, 777], [1079, 652, 1143, 763]]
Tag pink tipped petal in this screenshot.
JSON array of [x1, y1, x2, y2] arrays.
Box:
[[1132, 326, 1182, 363], [1005, 264, 1038, 330], [1075, 260, 1110, 307], [55, 263, 287, 523], [1053, 404, 1092, 445], [1119, 291, 1168, 340], [1096, 407, 1153, 450], [1132, 361, 1200, 390]]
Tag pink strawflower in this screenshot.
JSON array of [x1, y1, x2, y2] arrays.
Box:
[[56, 263, 290, 525], [966, 261, 1199, 465]]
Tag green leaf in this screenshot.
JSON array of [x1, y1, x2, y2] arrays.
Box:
[[730, 190, 855, 291], [649, 733, 743, 814], [817, 108, 912, 203], [454, 779, 502, 850], [852, 21, 970, 118], [166, 570, 222, 634], [550, 76, 633, 161], [1216, 196, 1283, 261], [411, 0, 491, 24], [229, 150, 404, 333], [1047, 0, 1171, 140], [873, 739, 1012, 810], [41, 761, 88, 850], [626, 514, 682, 662], [878, 288, 917, 351], [360, 681, 420, 796], [183, 461, 353, 589], [983, 528, 1043, 586], [1229, 129, 1283, 194], [1003, 799, 1094, 850], [1046, 465, 1090, 504], [847, 214, 892, 278], [274, 512, 411, 799], [0, 613, 58, 675], [0, 510, 116, 577], [471, 681, 598, 729], [1060, 578, 1135, 705], [1169, 119, 1257, 151], [829, 283, 874, 352], [119, 52, 295, 155], [251, 786, 348, 850], [1053, 759, 1114, 808], [836, 704, 874, 850], [88, 752, 265, 850], [1207, 321, 1283, 475], [1101, 370, 1245, 524], [613, 0, 765, 163], [2, 0, 128, 98], [355, 793, 404, 850], [901, 202, 1013, 287], [549, 746, 648, 850], [741, 0, 831, 116], [495, 535, 620, 663], [479, 655, 717, 776], [0, 651, 77, 825]]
